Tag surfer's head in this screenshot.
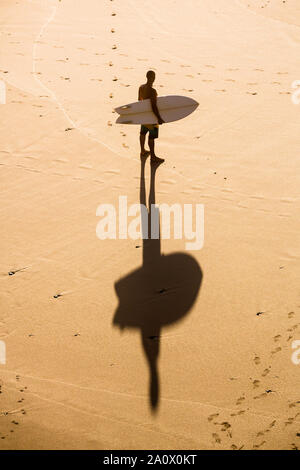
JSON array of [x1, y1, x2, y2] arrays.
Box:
[[146, 70, 155, 84]]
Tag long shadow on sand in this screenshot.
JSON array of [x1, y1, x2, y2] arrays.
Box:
[[113, 157, 203, 412]]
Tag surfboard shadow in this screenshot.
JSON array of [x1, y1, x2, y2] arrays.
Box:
[[113, 158, 203, 412]]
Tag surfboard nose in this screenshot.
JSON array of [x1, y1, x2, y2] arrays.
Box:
[[187, 97, 199, 108]]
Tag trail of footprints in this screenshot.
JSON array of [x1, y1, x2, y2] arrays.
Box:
[[206, 308, 300, 449], [0, 378, 28, 443]]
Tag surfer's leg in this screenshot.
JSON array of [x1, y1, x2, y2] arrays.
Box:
[[148, 127, 164, 164], [140, 133, 146, 154], [149, 137, 164, 164], [140, 125, 149, 157], [149, 137, 155, 158]]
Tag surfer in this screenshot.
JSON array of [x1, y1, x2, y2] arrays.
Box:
[[139, 70, 165, 164]]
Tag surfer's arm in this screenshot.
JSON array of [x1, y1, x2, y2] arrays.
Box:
[[150, 91, 164, 124], [138, 87, 142, 101]]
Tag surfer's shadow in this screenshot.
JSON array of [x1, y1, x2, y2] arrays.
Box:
[[113, 159, 203, 411]]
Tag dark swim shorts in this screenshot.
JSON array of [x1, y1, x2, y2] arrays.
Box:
[[140, 124, 159, 139]]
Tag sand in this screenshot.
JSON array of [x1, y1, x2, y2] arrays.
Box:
[[0, 0, 300, 450]]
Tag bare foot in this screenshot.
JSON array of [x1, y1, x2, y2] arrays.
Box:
[[151, 155, 165, 165]]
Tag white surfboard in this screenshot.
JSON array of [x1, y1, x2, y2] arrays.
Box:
[[114, 95, 198, 125]]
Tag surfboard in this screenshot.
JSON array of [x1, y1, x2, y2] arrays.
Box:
[[114, 95, 198, 125]]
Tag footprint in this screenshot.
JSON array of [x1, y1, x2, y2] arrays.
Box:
[[236, 396, 245, 405], [271, 347, 281, 355], [261, 368, 271, 377], [274, 335, 281, 342], [230, 409, 246, 417], [254, 356, 261, 365], [288, 401, 300, 409], [220, 421, 231, 431], [212, 433, 221, 444], [208, 413, 219, 422], [253, 440, 266, 449], [231, 444, 244, 450], [285, 417, 296, 426], [287, 326, 295, 333], [253, 379, 260, 389]]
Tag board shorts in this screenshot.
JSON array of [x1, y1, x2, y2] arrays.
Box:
[[140, 124, 159, 139]]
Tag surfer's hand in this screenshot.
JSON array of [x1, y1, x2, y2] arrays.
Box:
[[158, 118, 164, 125]]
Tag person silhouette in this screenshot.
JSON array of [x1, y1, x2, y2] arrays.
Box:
[[139, 70, 165, 164], [113, 156, 202, 410]]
